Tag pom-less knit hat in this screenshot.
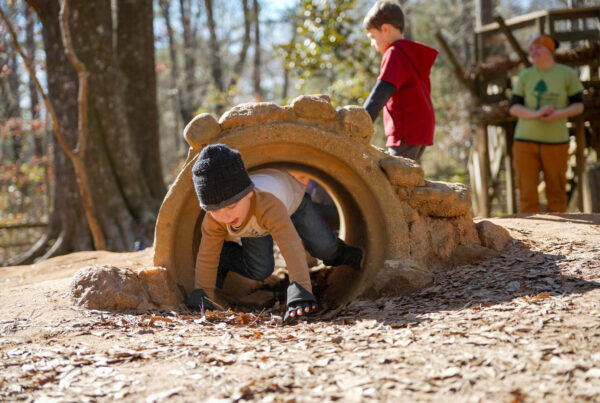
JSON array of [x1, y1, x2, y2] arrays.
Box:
[[529, 33, 559, 54], [192, 144, 254, 211]]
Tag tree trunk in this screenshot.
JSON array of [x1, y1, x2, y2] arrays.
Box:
[[13, 0, 165, 263], [25, 3, 44, 158], [229, 0, 251, 90], [2, 5, 23, 163], [116, 0, 166, 201], [159, 0, 186, 150], [205, 0, 225, 114], [252, 0, 261, 100], [179, 0, 196, 123], [10, 0, 89, 265]]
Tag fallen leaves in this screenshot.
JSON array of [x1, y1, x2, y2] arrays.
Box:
[[1, 219, 600, 402]]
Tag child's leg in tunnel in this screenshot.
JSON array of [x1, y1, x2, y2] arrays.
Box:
[[291, 194, 364, 271], [291, 193, 339, 261], [216, 236, 275, 288]]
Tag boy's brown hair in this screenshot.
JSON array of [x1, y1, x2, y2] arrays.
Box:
[[363, 1, 404, 33]]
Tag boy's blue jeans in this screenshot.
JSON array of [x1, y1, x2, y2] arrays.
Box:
[[216, 193, 338, 288]]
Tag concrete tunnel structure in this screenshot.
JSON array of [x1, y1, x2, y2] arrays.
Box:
[[153, 95, 484, 308]]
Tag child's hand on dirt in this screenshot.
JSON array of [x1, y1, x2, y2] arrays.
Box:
[[283, 281, 318, 323], [285, 301, 318, 321]]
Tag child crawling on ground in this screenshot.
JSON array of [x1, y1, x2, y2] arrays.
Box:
[[186, 144, 363, 322]]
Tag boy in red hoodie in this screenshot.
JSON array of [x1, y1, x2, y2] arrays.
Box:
[[362, 1, 438, 163]]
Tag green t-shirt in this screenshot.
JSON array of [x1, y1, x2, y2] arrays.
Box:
[[513, 63, 584, 144]]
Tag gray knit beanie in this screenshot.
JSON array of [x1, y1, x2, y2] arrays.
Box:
[[192, 144, 254, 211]]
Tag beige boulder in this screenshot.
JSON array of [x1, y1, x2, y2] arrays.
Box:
[[476, 220, 513, 251], [336, 106, 373, 143], [70, 265, 183, 311], [449, 244, 498, 265], [184, 113, 221, 150], [364, 258, 434, 298], [219, 102, 294, 131], [380, 157, 425, 188], [409, 181, 471, 218], [70, 265, 147, 311], [137, 266, 183, 308], [291, 94, 337, 121]]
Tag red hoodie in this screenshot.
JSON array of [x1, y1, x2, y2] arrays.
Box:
[[378, 39, 438, 147]]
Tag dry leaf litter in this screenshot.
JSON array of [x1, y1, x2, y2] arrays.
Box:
[[0, 215, 599, 402]]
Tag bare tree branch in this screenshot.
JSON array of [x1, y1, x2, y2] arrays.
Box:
[[0, 1, 106, 250]]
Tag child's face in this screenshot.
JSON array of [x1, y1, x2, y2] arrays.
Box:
[[209, 191, 253, 227], [367, 28, 390, 54]]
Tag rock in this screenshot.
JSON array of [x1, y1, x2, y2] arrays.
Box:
[[183, 113, 221, 150], [409, 181, 471, 218], [70, 265, 184, 311], [476, 220, 512, 251], [337, 106, 373, 143], [449, 243, 498, 265], [380, 157, 425, 188], [70, 265, 148, 311], [136, 266, 183, 308], [364, 258, 433, 298], [428, 217, 457, 261], [291, 94, 337, 121], [452, 213, 482, 245], [219, 102, 294, 131]]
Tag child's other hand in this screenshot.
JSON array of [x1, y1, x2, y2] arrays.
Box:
[[540, 110, 561, 122], [186, 288, 216, 312], [283, 281, 318, 324], [285, 301, 319, 322], [537, 105, 554, 118]]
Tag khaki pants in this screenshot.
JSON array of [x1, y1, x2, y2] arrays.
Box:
[[512, 140, 569, 213]]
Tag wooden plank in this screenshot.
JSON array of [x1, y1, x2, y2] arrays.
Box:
[[495, 16, 532, 67], [476, 10, 548, 34], [587, 163, 600, 213], [554, 30, 600, 42], [575, 117, 586, 211], [476, 7, 600, 34], [503, 123, 516, 214], [476, 124, 490, 217], [547, 6, 600, 18], [434, 31, 478, 98]]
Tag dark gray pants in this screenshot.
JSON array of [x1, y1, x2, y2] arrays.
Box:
[[388, 144, 426, 163]]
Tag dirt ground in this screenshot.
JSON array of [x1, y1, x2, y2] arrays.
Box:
[[1, 213, 599, 402]]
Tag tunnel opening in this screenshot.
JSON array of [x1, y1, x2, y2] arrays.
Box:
[[191, 162, 370, 310]]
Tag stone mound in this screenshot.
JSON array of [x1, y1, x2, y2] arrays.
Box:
[[70, 265, 182, 311]]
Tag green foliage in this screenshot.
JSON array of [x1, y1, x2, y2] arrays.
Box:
[[275, 0, 377, 107]]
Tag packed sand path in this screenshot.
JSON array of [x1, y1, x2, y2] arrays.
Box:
[[1, 213, 599, 402]]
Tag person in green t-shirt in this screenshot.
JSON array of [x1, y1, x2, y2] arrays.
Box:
[[509, 34, 584, 213]]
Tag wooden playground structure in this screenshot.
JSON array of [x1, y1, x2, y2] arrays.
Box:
[[436, 6, 600, 216]]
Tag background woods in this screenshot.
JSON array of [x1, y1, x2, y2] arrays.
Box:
[[1, 0, 598, 264]]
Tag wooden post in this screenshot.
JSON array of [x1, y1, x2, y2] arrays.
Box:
[[503, 123, 516, 214], [495, 16, 532, 67], [587, 162, 600, 213], [536, 15, 546, 34], [575, 117, 586, 211], [435, 31, 478, 98], [476, 123, 490, 216]]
